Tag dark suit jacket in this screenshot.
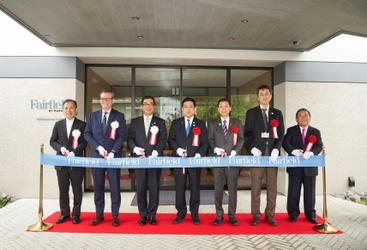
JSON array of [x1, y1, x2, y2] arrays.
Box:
[[84, 109, 126, 158], [127, 115, 167, 156], [244, 106, 285, 154], [208, 117, 244, 155], [168, 116, 208, 157], [282, 125, 323, 176], [50, 118, 87, 170]]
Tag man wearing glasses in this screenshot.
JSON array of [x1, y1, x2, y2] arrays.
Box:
[[127, 96, 167, 226], [84, 90, 126, 227]]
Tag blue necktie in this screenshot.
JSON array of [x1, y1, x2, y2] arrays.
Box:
[[186, 119, 190, 137], [102, 112, 107, 134]]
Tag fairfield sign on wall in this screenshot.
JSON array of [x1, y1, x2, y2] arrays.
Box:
[[30, 99, 64, 121]]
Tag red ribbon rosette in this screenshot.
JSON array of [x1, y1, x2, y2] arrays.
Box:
[[305, 135, 317, 151], [149, 125, 159, 145], [109, 121, 119, 140], [71, 129, 81, 149], [192, 127, 201, 146], [270, 119, 279, 139], [231, 125, 238, 145]]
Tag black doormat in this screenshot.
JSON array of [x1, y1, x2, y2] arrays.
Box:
[[130, 190, 229, 206]]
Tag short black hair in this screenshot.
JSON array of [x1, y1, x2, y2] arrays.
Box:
[[217, 98, 231, 107], [63, 99, 77, 108], [296, 108, 311, 118], [100, 89, 114, 98], [256, 85, 272, 95], [182, 97, 196, 107], [141, 95, 156, 105]]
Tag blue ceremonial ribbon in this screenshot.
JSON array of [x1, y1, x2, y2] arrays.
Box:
[[40, 154, 325, 169]]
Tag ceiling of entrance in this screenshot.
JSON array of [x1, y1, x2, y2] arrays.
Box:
[[1, 0, 367, 52]]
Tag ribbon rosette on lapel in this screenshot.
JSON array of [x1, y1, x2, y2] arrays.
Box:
[[149, 125, 159, 145], [71, 129, 81, 149], [231, 125, 238, 145], [109, 121, 119, 140], [270, 119, 279, 139], [305, 135, 317, 151], [192, 127, 201, 146]]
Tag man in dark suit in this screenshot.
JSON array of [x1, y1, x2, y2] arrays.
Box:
[[168, 97, 209, 225], [127, 96, 167, 226], [50, 99, 87, 224], [244, 85, 284, 226], [282, 108, 323, 224], [208, 98, 244, 226], [84, 90, 126, 227]]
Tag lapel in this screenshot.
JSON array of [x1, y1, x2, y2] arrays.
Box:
[[295, 126, 304, 147]]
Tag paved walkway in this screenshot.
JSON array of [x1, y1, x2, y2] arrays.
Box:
[[1, 191, 366, 250]]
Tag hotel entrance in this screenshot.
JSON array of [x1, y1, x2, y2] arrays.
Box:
[[84, 66, 272, 192]]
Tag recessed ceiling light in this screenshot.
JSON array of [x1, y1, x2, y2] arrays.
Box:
[[132, 17, 140, 20], [137, 36, 144, 39], [228, 37, 235, 41], [241, 19, 249, 23]]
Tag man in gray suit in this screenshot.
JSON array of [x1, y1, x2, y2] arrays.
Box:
[[208, 98, 244, 226]]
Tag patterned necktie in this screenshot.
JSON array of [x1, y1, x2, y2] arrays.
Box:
[[261, 108, 268, 131], [186, 119, 191, 137], [223, 120, 228, 137], [145, 117, 150, 136], [101, 112, 107, 134], [302, 128, 306, 145]]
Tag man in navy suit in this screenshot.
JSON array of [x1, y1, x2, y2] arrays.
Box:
[[84, 90, 126, 227], [282, 108, 323, 224], [208, 98, 244, 226], [168, 97, 209, 225], [244, 85, 284, 226], [127, 96, 167, 226], [50, 99, 87, 224]]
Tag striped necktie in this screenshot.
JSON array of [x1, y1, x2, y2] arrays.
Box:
[[223, 120, 228, 137]]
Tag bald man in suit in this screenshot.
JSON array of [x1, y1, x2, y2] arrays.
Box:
[[208, 98, 244, 226], [50, 99, 87, 225]]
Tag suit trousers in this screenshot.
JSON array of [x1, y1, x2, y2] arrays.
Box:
[[213, 167, 239, 219], [251, 146, 278, 218], [287, 170, 316, 220], [174, 167, 201, 218], [56, 167, 84, 216], [136, 168, 162, 217], [92, 168, 121, 216]]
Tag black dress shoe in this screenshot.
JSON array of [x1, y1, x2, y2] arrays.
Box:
[[191, 214, 200, 225], [173, 216, 185, 224], [289, 217, 297, 223], [265, 216, 278, 226], [229, 217, 238, 226], [149, 217, 157, 225], [112, 216, 120, 227], [72, 215, 80, 224], [139, 217, 147, 226], [251, 216, 260, 226], [90, 215, 104, 226], [56, 215, 70, 224], [308, 218, 318, 224], [213, 218, 223, 226]]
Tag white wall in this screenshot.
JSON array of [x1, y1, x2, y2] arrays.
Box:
[[0, 79, 85, 198]]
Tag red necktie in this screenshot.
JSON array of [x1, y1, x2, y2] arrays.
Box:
[[301, 128, 306, 145]]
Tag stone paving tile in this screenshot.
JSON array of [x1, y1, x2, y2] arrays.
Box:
[[0, 191, 366, 250]]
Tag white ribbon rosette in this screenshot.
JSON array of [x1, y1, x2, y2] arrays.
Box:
[[72, 129, 81, 149], [149, 125, 159, 145], [109, 121, 119, 140]]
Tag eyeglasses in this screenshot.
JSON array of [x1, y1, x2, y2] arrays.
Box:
[[142, 103, 155, 106], [100, 98, 113, 101]]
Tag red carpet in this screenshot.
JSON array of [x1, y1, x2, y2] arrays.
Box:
[[42, 212, 341, 235]]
